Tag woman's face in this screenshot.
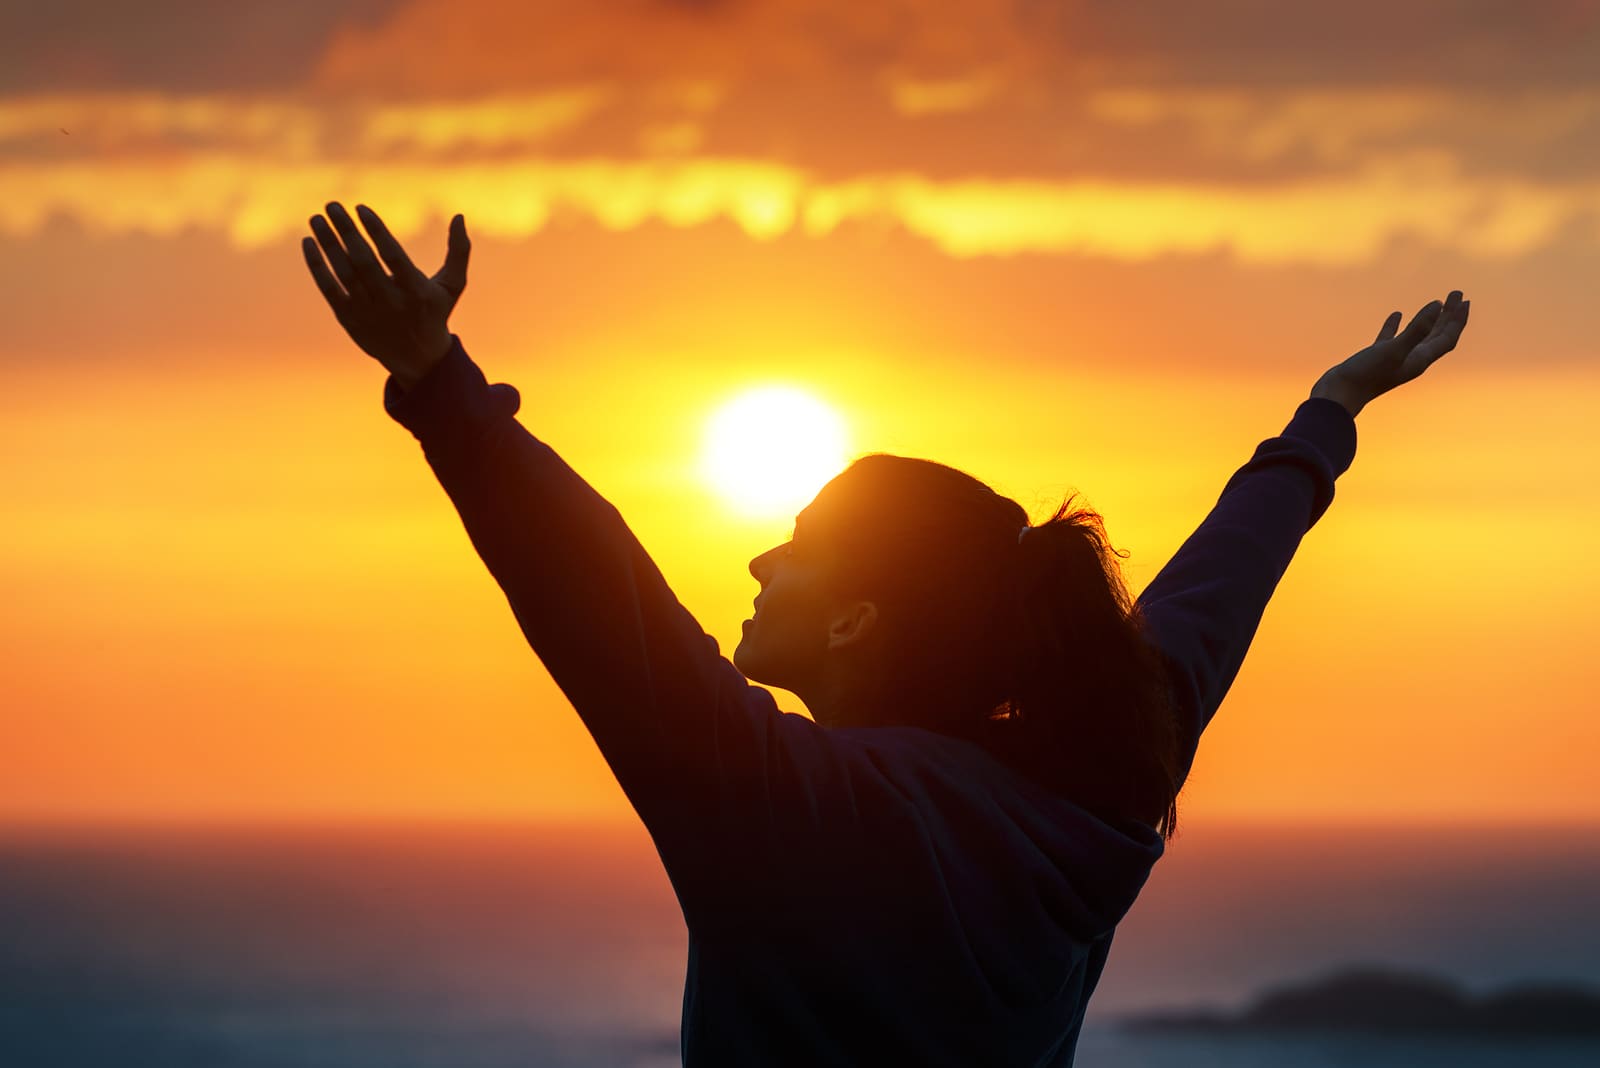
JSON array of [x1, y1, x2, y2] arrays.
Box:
[[732, 510, 844, 696]]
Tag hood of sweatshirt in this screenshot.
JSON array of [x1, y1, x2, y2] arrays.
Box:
[[845, 723, 1166, 939], [737, 711, 1167, 1024]]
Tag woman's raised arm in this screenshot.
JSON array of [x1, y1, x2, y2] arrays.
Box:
[[303, 203, 837, 934], [1137, 293, 1470, 784]]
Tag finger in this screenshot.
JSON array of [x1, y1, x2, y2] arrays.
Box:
[[1375, 311, 1402, 343], [1411, 304, 1470, 366], [309, 214, 361, 295], [325, 201, 386, 289], [1410, 330, 1461, 369], [1395, 299, 1444, 348], [433, 213, 471, 300], [302, 235, 350, 308], [355, 204, 424, 282], [1423, 290, 1468, 341]]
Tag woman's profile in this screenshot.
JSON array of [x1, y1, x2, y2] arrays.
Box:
[[302, 201, 1470, 1066]]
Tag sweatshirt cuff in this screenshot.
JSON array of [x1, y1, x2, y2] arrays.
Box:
[[1284, 396, 1358, 479], [383, 334, 523, 463]]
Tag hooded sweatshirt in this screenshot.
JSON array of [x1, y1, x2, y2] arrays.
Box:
[[382, 334, 1358, 1066]]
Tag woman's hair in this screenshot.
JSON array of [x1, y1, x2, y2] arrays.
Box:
[[807, 453, 1184, 842]]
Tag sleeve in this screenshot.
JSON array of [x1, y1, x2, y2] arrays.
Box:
[[381, 334, 837, 928], [1134, 396, 1358, 785]]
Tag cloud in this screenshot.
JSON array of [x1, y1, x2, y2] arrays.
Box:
[[4, 0, 1600, 265], [7, 114, 1599, 266], [10, 1, 1599, 99], [1064, 1, 1600, 90], [830, 156, 1600, 264], [885, 68, 1009, 116], [1083, 87, 1600, 181], [294, 0, 1600, 190], [303, 0, 1600, 99], [0, 0, 407, 94], [308, 0, 1058, 94]]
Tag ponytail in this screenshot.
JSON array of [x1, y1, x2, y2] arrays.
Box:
[[986, 495, 1183, 841]]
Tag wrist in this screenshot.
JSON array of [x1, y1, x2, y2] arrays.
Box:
[[389, 333, 453, 393], [1309, 377, 1366, 419]]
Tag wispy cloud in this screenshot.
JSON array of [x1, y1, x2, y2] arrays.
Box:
[[4, 1, 1600, 264], [1084, 87, 1600, 178], [8, 98, 1598, 265]]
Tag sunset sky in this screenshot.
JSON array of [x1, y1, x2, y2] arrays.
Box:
[[4, 0, 1598, 828]]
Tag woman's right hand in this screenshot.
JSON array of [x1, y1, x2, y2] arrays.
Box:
[[1310, 290, 1470, 418], [303, 201, 471, 390]]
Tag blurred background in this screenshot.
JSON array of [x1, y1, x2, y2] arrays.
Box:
[[2, 1, 1597, 1065]]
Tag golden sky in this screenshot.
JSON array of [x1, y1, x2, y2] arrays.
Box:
[[3, 0, 1598, 827]]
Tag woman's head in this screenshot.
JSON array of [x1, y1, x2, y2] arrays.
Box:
[[732, 453, 1185, 841]]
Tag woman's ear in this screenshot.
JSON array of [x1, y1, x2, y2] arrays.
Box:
[[825, 601, 879, 651]]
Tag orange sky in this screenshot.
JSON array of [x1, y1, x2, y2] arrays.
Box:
[[3, 0, 1599, 827]]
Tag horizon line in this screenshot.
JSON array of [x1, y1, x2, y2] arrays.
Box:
[[3, 812, 1599, 835]]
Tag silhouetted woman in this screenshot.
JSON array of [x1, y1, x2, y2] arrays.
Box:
[[303, 202, 1470, 1066]]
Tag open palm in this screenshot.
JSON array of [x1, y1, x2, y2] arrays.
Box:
[[302, 201, 471, 388], [1314, 290, 1470, 413]]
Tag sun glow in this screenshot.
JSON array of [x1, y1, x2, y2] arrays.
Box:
[[700, 386, 850, 520]]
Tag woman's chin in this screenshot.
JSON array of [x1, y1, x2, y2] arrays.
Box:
[[732, 638, 756, 677], [733, 636, 772, 683]]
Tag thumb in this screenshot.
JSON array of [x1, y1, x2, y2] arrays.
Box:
[[1374, 310, 1401, 344], [434, 213, 470, 300]]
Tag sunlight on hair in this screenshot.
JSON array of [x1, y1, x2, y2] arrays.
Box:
[[700, 386, 849, 520]]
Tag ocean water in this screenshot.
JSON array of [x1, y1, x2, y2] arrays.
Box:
[[2, 820, 1596, 1067], [1073, 1027, 1599, 1067]]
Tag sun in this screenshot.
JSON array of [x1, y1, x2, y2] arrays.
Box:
[[700, 386, 850, 519]]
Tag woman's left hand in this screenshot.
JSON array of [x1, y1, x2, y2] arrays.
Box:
[[1309, 290, 1470, 418]]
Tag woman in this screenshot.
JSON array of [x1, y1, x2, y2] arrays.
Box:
[[302, 202, 1470, 1066]]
